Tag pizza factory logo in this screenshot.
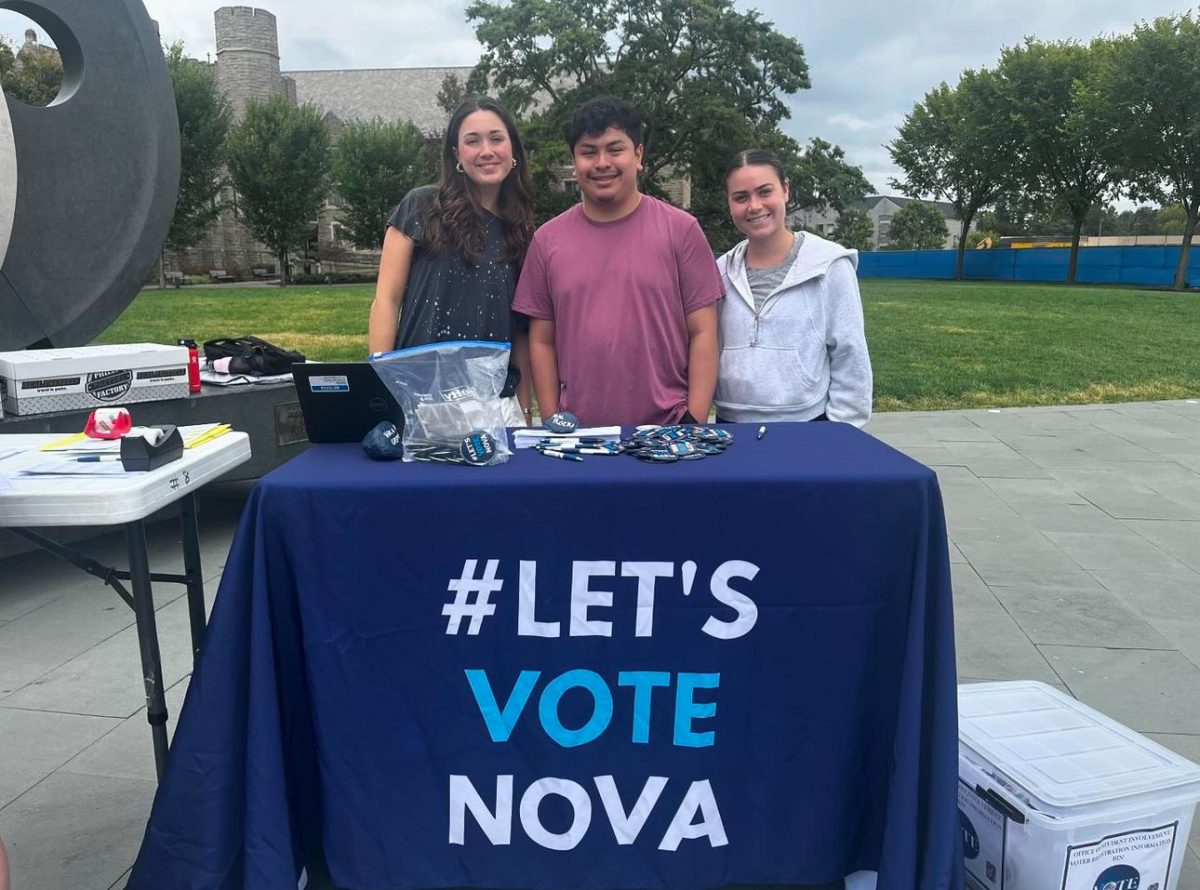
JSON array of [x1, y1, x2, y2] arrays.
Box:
[[959, 810, 980, 860], [1094, 864, 1141, 890], [87, 369, 133, 401]]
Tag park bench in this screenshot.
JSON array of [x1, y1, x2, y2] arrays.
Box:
[[165, 271, 185, 288], [251, 267, 274, 280], [209, 269, 235, 283]]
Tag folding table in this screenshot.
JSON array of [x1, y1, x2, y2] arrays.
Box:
[[0, 432, 251, 777]]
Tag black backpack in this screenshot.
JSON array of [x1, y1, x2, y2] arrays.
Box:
[[203, 336, 306, 376]]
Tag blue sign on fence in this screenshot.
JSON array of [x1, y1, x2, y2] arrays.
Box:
[[858, 244, 1197, 288]]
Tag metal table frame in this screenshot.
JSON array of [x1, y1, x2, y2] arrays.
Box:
[[8, 493, 206, 778], [0, 432, 251, 780]]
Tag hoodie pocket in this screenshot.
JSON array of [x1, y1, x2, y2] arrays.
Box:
[[717, 344, 822, 409]]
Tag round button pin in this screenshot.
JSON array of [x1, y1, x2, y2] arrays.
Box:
[[460, 430, 497, 465]]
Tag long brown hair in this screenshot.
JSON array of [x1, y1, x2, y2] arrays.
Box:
[[423, 96, 535, 264]]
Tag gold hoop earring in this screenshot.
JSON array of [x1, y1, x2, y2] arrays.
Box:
[[455, 161, 464, 174]]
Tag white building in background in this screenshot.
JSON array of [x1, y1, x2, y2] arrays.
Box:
[[856, 196, 966, 250], [789, 195, 973, 251]]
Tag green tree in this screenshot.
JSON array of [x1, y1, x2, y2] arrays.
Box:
[[889, 69, 1018, 278], [980, 203, 1032, 237], [436, 72, 467, 116], [332, 118, 434, 250], [689, 132, 872, 250], [1158, 205, 1188, 236], [791, 137, 873, 215], [1117, 206, 1164, 236], [164, 43, 233, 252], [887, 200, 949, 251], [994, 38, 1118, 283], [226, 95, 332, 286], [1083, 12, 1200, 289], [465, 0, 813, 245], [0, 35, 63, 106], [831, 207, 874, 252], [0, 38, 14, 84]]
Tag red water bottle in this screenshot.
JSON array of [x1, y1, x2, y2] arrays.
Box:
[[179, 338, 201, 393]]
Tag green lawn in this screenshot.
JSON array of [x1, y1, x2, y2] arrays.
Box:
[[97, 279, 1200, 412]]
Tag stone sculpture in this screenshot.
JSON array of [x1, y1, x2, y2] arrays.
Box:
[[0, 0, 180, 350]]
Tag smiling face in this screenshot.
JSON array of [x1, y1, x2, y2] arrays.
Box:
[[726, 164, 790, 243], [572, 125, 644, 218], [454, 110, 514, 192]]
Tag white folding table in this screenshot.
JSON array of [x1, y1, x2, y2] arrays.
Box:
[[0, 433, 252, 778]]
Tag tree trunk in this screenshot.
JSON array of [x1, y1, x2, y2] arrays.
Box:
[[1173, 206, 1198, 291], [279, 248, 288, 288], [1067, 218, 1084, 285], [955, 215, 972, 281], [158, 247, 166, 289]]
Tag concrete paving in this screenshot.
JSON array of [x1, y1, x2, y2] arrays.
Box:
[[2, 400, 1199, 890]]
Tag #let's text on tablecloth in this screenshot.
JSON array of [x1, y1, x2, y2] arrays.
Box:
[[442, 558, 760, 853]]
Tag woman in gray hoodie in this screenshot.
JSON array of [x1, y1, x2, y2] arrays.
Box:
[[714, 149, 873, 427]]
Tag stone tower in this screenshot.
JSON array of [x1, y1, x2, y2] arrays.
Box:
[[214, 6, 285, 119]]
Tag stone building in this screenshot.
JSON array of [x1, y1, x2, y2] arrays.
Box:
[[166, 7, 467, 276], [165, 6, 691, 278]]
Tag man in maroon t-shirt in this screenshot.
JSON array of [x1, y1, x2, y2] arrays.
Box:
[[513, 97, 722, 427]]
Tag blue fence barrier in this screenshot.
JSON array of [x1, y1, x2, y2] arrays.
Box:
[[857, 245, 1199, 288]]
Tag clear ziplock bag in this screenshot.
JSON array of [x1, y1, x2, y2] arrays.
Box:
[[370, 341, 512, 465]]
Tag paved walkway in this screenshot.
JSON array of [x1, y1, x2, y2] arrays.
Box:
[[1, 401, 1198, 889]]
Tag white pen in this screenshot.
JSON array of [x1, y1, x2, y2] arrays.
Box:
[[540, 450, 583, 462], [76, 455, 123, 462], [757, 425, 767, 440]]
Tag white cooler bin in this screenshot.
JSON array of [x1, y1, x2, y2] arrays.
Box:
[[958, 681, 1200, 890]]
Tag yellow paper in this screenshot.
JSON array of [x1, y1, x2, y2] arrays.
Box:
[[183, 424, 232, 449], [39, 432, 89, 452]]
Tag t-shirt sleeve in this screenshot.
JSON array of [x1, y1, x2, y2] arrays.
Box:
[[386, 186, 433, 243], [676, 217, 724, 315], [512, 233, 554, 320]]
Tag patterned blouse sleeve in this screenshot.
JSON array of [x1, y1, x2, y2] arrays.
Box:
[[386, 186, 436, 244]]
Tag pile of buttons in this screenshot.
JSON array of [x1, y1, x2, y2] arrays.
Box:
[[621, 425, 735, 462], [533, 424, 734, 463]]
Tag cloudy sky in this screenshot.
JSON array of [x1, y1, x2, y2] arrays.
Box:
[[1, 0, 1190, 194]]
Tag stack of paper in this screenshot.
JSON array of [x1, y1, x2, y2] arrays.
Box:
[[181, 423, 231, 448], [19, 460, 129, 477], [0, 447, 21, 491], [39, 433, 119, 454], [511, 426, 622, 450]]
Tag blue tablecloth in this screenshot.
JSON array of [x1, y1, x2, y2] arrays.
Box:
[[128, 423, 962, 890]]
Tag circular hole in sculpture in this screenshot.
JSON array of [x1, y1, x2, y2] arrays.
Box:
[[0, 13, 62, 107]]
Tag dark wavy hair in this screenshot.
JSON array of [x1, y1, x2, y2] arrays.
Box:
[[423, 96, 535, 264], [563, 96, 643, 153], [725, 148, 788, 188]]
